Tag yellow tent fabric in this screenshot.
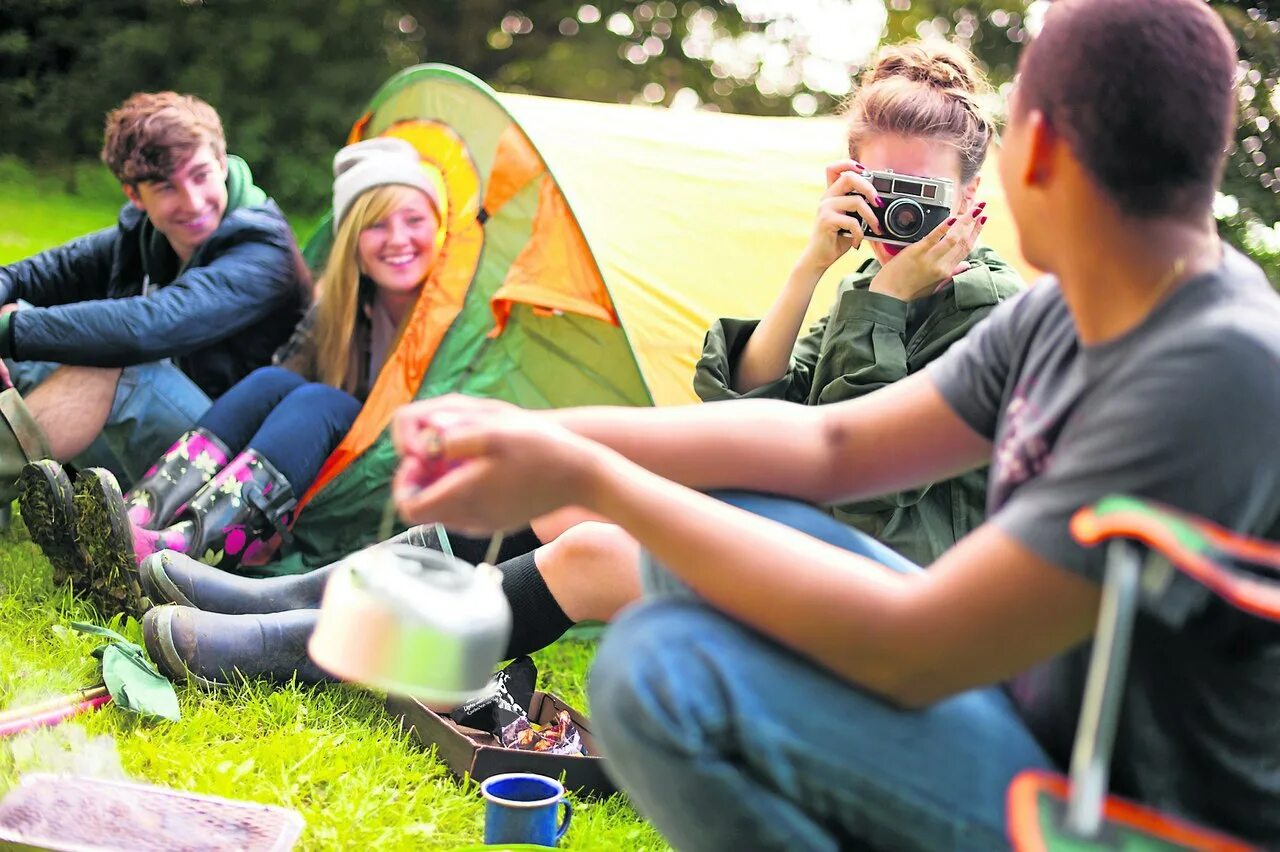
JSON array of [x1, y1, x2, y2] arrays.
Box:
[[501, 93, 1033, 405], [279, 65, 1034, 571]]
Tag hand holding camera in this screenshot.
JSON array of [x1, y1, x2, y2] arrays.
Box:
[[869, 200, 989, 302], [848, 169, 956, 247], [799, 160, 885, 273]]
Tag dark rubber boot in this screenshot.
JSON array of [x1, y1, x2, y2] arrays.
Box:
[[124, 428, 231, 530], [137, 524, 450, 615], [142, 605, 329, 689], [0, 388, 53, 522], [18, 460, 88, 588], [74, 451, 297, 618]]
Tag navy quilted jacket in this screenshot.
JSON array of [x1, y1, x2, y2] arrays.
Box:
[[0, 161, 307, 399]]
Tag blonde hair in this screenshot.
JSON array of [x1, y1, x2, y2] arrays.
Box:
[[312, 183, 436, 392], [843, 41, 995, 184]]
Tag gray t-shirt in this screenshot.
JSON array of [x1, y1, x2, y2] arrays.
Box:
[[928, 246, 1280, 844]]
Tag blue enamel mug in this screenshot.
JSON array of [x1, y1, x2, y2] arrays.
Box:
[[480, 773, 572, 846]]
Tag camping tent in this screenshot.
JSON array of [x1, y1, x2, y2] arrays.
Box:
[[270, 63, 1033, 573]]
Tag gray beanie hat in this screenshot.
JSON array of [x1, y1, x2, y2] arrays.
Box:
[[331, 137, 441, 233]]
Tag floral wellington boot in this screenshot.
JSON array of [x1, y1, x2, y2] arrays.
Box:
[[125, 428, 231, 529], [73, 449, 296, 619]]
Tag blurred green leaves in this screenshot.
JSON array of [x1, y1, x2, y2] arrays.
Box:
[[0, 0, 1276, 275]]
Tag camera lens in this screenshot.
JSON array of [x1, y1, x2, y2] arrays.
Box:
[[884, 198, 925, 239]]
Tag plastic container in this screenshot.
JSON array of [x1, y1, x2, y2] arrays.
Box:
[[0, 773, 304, 851]]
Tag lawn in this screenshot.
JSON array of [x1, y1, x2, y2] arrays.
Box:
[[0, 159, 668, 850]]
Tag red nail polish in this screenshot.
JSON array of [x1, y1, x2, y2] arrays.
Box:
[[853, 163, 866, 171], [946, 217, 957, 226], [979, 216, 988, 224], [971, 207, 982, 217]]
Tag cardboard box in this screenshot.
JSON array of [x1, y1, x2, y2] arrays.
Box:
[[387, 691, 617, 798]]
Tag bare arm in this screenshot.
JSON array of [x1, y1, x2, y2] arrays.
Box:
[[733, 161, 882, 392], [731, 259, 828, 392], [547, 372, 991, 506], [395, 372, 990, 511], [586, 456, 1100, 707]]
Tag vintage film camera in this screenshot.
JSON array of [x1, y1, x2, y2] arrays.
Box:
[[848, 169, 954, 246]]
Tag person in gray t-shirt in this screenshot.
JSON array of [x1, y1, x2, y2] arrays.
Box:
[[928, 245, 1280, 839], [385, 1, 1280, 849]]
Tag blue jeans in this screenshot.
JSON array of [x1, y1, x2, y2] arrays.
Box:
[[589, 492, 1054, 852], [8, 359, 210, 487], [196, 366, 361, 491]]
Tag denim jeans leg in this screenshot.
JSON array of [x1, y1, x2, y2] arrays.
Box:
[[592, 493, 1054, 852], [97, 361, 211, 485], [639, 490, 922, 599], [195, 366, 309, 452], [244, 382, 361, 491]]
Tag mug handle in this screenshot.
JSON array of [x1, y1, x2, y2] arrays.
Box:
[[555, 798, 573, 843]]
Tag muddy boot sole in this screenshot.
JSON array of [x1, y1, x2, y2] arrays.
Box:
[[72, 469, 148, 621], [18, 461, 88, 589]]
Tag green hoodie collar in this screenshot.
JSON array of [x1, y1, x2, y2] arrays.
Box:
[[223, 154, 267, 211]]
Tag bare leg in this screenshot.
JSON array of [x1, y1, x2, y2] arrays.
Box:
[[530, 505, 610, 542], [25, 366, 120, 460], [534, 521, 643, 623]]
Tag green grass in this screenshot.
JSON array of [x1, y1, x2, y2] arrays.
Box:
[[0, 159, 669, 850], [0, 157, 322, 262], [0, 159, 123, 263]]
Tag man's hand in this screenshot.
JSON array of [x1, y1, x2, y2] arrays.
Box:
[[392, 395, 610, 535], [0, 304, 16, 389], [391, 395, 517, 464], [869, 203, 988, 302]]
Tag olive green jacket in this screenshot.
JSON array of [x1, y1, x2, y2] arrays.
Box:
[[694, 246, 1024, 564]]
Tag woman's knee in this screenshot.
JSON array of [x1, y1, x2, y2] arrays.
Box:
[[537, 522, 641, 620], [279, 383, 362, 429], [541, 522, 638, 577], [240, 366, 307, 398]]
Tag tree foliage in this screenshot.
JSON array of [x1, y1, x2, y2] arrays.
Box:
[[1, 0, 1276, 276]]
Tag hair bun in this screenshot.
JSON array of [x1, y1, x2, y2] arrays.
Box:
[[843, 39, 996, 184], [864, 41, 983, 95]]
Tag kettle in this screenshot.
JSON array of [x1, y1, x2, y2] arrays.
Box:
[[309, 543, 512, 709]]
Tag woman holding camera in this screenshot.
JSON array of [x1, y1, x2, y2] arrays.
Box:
[[21, 137, 449, 617], [697, 40, 1024, 565]]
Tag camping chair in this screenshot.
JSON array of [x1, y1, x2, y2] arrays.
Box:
[[1006, 494, 1275, 851]]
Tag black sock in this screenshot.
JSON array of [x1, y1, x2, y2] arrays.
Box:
[[498, 550, 574, 658], [447, 526, 542, 566]]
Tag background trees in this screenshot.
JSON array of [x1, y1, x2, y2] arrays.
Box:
[[1, 0, 1275, 275]]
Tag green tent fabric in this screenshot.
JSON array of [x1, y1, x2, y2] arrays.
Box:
[[266, 65, 652, 574]]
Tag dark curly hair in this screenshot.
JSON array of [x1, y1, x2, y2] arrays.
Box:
[[1013, 0, 1236, 219]]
